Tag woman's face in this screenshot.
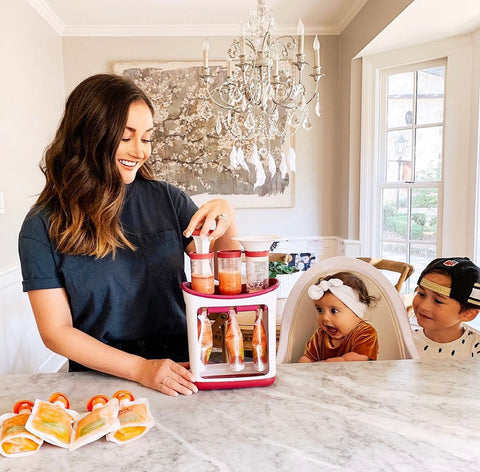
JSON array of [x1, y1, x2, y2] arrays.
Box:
[[115, 100, 153, 184]]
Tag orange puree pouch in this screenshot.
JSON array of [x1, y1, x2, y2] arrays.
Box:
[[25, 392, 79, 448], [69, 395, 120, 452], [252, 306, 268, 372], [106, 390, 155, 445], [225, 307, 245, 372], [0, 400, 43, 458], [198, 308, 213, 367]]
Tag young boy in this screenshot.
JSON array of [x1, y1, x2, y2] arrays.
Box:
[[412, 257, 480, 359]]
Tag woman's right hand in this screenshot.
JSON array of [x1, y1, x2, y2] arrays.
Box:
[[135, 358, 198, 397]]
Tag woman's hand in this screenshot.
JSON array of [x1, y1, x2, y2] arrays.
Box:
[[184, 199, 240, 251], [184, 199, 234, 242], [135, 358, 198, 397]]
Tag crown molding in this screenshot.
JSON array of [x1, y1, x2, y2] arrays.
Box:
[[26, 0, 340, 38], [62, 24, 338, 38], [336, 0, 368, 34], [27, 0, 64, 35]]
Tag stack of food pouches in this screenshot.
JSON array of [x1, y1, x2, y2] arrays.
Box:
[[0, 400, 43, 458], [1, 390, 155, 453]]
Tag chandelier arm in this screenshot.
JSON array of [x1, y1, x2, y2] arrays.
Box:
[[274, 35, 297, 57], [205, 83, 238, 111]]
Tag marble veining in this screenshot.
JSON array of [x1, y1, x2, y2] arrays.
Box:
[[0, 360, 479, 471]]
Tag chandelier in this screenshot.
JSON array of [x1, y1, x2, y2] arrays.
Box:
[[199, 0, 323, 185]]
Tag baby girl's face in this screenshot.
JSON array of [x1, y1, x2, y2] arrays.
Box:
[[314, 292, 361, 345]]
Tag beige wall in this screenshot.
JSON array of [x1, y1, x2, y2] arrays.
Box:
[[0, 0, 65, 268], [0, 0, 415, 271], [62, 35, 339, 239]]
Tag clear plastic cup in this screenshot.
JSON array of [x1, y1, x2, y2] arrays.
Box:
[[190, 252, 215, 294], [245, 250, 269, 293], [217, 250, 242, 295]]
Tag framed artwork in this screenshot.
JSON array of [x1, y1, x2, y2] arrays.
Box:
[[113, 61, 294, 208]]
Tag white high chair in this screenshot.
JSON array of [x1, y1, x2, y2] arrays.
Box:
[[277, 256, 418, 363]]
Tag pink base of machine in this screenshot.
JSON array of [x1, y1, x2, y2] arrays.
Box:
[[182, 279, 279, 390]]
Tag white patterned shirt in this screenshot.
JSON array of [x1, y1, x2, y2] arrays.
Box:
[[412, 325, 480, 360]]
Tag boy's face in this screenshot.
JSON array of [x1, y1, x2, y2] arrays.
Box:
[[413, 272, 469, 334], [313, 292, 361, 345]]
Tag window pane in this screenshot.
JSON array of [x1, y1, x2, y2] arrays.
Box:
[[415, 126, 442, 181], [410, 188, 438, 242], [382, 188, 408, 240], [417, 67, 445, 125], [387, 72, 414, 128], [410, 244, 437, 280], [386, 130, 413, 182], [381, 241, 407, 260]]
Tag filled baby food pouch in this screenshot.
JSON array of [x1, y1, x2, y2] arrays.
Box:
[[252, 306, 268, 371], [198, 308, 213, 367], [25, 392, 79, 448], [70, 395, 120, 451], [0, 400, 43, 457], [106, 390, 155, 445], [225, 307, 244, 371]]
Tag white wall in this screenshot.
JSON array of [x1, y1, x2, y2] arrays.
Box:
[[61, 35, 339, 239], [0, 0, 66, 372], [0, 1, 65, 269]]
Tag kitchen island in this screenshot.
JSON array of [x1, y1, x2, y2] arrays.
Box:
[[1, 360, 479, 471]]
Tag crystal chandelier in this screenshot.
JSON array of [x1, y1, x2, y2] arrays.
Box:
[[200, 0, 323, 183]]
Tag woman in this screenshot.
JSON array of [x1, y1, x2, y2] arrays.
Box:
[[18, 74, 240, 396]]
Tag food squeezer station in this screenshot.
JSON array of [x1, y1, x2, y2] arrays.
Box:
[[182, 279, 279, 390], [183, 234, 282, 390]]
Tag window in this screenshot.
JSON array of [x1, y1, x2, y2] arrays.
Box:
[[377, 60, 446, 291]]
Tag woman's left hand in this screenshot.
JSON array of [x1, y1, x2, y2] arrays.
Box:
[[183, 199, 235, 242]]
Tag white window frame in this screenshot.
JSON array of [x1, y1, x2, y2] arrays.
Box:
[[360, 36, 478, 261], [377, 60, 445, 266]]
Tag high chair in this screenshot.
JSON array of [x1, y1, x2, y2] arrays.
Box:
[[277, 256, 418, 363]]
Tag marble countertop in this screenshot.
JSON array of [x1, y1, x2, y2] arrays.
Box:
[[1, 360, 479, 471]]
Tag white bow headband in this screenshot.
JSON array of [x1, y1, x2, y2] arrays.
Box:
[[307, 278, 366, 319]]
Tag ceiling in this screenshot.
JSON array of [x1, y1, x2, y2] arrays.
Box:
[[28, 0, 480, 54], [28, 0, 369, 36], [358, 0, 480, 56]]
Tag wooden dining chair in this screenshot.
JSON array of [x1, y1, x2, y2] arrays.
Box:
[[356, 257, 414, 292], [269, 253, 293, 264]]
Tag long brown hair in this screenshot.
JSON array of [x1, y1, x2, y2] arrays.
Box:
[[36, 74, 155, 258]]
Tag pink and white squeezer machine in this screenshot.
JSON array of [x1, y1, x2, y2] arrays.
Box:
[[181, 279, 279, 390]]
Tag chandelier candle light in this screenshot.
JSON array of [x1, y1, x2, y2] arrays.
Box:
[[200, 0, 323, 185]]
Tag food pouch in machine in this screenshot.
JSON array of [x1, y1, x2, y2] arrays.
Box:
[[252, 306, 268, 371], [106, 390, 155, 445], [70, 395, 120, 451], [225, 307, 244, 371], [25, 392, 79, 448], [198, 308, 213, 366], [0, 400, 43, 457]]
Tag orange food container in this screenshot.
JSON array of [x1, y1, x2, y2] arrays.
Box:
[[217, 250, 242, 295], [189, 252, 215, 294]]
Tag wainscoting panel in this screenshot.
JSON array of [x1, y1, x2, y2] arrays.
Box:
[[0, 264, 65, 374]]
